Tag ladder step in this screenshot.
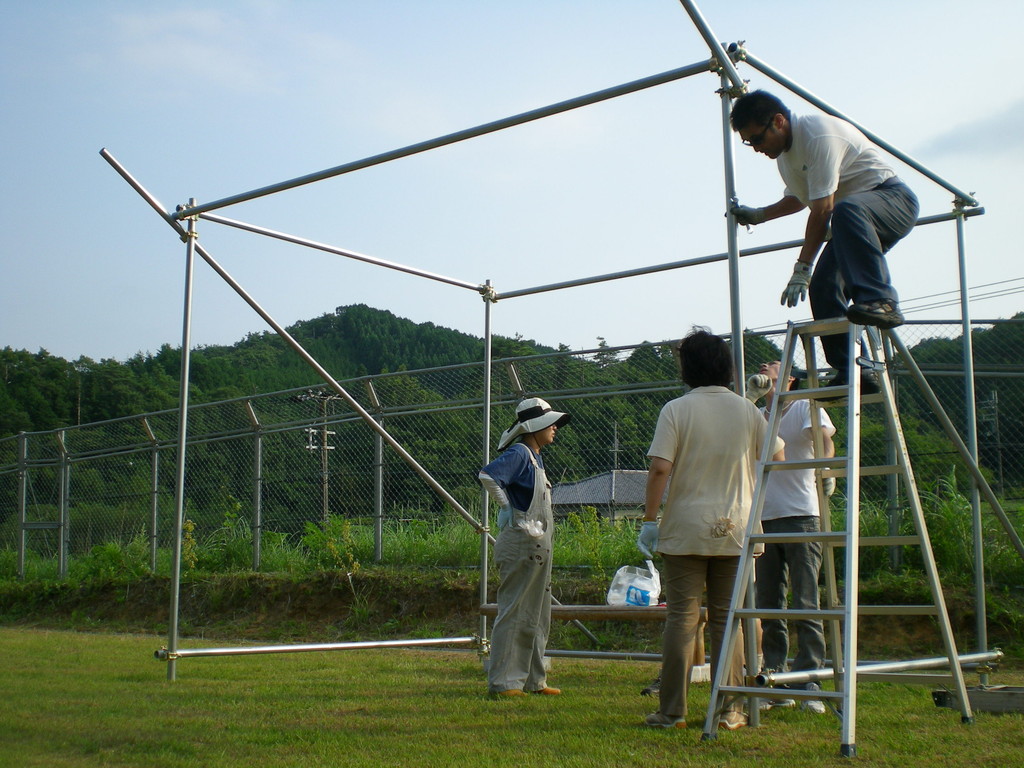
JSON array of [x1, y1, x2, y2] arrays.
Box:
[[736, 608, 846, 620], [792, 318, 850, 337], [23, 521, 61, 530], [750, 531, 847, 544], [764, 461, 901, 478], [735, 605, 938, 620], [749, 532, 921, 547], [764, 457, 846, 471]]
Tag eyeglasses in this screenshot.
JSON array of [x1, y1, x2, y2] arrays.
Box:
[[742, 116, 775, 147]]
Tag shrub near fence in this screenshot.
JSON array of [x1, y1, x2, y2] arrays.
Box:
[[2, 322, 1023, 582]]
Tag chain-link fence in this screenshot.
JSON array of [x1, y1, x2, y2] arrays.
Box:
[[2, 320, 1021, 576]]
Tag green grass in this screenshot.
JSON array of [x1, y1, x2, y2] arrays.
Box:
[[2, 627, 1022, 768]]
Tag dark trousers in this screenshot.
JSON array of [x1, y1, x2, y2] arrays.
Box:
[[809, 179, 919, 372]]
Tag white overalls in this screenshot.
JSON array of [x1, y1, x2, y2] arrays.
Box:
[[487, 449, 554, 694]]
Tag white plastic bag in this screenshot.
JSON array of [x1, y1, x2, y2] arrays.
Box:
[[606, 559, 661, 607]]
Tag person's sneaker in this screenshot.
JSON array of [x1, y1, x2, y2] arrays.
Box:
[[644, 712, 686, 729], [802, 699, 827, 714], [718, 711, 747, 731], [801, 682, 827, 714], [490, 689, 527, 698], [640, 674, 661, 697], [847, 300, 904, 329], [529, 687, 561, 695], [758, 697, 796, 711]]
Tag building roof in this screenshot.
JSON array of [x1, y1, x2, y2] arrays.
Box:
[[551, 470, 655, 507]]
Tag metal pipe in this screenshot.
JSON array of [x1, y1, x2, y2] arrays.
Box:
[[545, 650, 662, 662], [755, 650, 1003, 688], [494, 209, 982, 301], [956, 212, 988, 678], [677, 0, 745, 90], [170, 61, 716, 220], [166, 203, 199, 682], [156, 636, 478, 660], [889, 332, 1024, 561], [199, 212, 483, 293], [719, 70, 745, 391], [739, 49, 979, 207], [100, 150, 487, 537], [480, 284, 493, 647]]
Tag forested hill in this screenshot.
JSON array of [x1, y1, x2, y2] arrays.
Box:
[[0, 304, 554, 437]]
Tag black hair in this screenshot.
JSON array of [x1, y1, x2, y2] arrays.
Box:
[[730, 89, 791, 132], [677, 327, 734, 388]]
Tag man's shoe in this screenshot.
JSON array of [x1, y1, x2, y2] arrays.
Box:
[[847, 300, 904, 329], [640, 674, 661, 697], [817, 370, 880, 400], [758, 697, 796, 711], [529, 686, 561, 695], [719, 711, 747, 731], [644, 712, 686, 729], [491, 689, 527, 698]]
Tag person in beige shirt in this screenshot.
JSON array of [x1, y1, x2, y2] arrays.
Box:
[[638, 327, 784, 731]]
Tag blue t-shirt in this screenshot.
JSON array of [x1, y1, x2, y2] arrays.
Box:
[[480, 442, 544, 512]]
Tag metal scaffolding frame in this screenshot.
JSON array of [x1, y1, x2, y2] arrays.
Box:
[[101, 1, 996, 743]]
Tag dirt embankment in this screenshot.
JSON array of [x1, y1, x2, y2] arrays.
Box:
[[1, 569, 1019, 660]]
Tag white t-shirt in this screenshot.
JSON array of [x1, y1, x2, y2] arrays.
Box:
[[648, 386, 784, 556], [778, 113, 895, 205], [760, 399, 836, 521]]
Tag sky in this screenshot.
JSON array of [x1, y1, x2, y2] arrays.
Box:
[[2, 1, 1023, 363]]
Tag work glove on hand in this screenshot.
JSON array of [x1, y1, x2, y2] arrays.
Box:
[[637, 520, 660, 559], [497, 505, 513, 530], [823, 477, 837, 497], [780, 261, 813, 307], [731, 205, 767, 226], [746, 373, 773, 402]]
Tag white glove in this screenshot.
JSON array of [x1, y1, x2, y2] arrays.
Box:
[[780, 261, 813, 307], [731, 205, 766, 226], [637, 521, 659, 559], [746, 373, 772, 402], [823, 477, 836, 497], [497, 505, 513, 529]]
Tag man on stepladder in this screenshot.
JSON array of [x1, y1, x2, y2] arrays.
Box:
[[730, 90, 919, 394], [747, 362, 836, 714]]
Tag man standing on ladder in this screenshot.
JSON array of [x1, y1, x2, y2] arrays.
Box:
[[748, 362, 836, 714], [729, 90, 919, 394]]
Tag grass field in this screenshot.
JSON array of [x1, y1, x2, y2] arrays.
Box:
[[3, 627, 1022, 768]]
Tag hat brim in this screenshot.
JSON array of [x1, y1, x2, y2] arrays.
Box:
[[497, 411, 570, 451]]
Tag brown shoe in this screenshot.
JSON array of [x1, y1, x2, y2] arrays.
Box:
[[529, 687, 561, 695], [490, 689, 527, 698]]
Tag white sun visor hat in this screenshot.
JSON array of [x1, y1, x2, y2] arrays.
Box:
[[497, 397, 571, 451]]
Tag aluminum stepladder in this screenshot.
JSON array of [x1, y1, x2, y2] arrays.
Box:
[[700, 317, 973, 757]]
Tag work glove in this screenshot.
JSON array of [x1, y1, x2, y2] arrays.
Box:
[[637, 520, 660, 559], [780, 261, 813, 307], [823, 477, 837, 497], [731, 205, 766, 226], [497, 505, 513, 530], [746, 373, 773, 402]]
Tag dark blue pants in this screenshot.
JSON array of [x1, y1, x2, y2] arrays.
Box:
[[809, 179, 919, 372]]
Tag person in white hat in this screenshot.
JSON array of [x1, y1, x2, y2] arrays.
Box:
[[478, 397, 570, 697]]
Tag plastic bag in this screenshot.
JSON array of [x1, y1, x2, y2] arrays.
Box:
[[606, 559, 661, 607]]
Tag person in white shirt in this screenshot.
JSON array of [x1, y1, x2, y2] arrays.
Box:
[[730, 90, 919, 394], [748, 361, 836, 714]]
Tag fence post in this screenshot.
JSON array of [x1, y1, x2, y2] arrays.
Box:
[[16, 432, 27, 580]]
